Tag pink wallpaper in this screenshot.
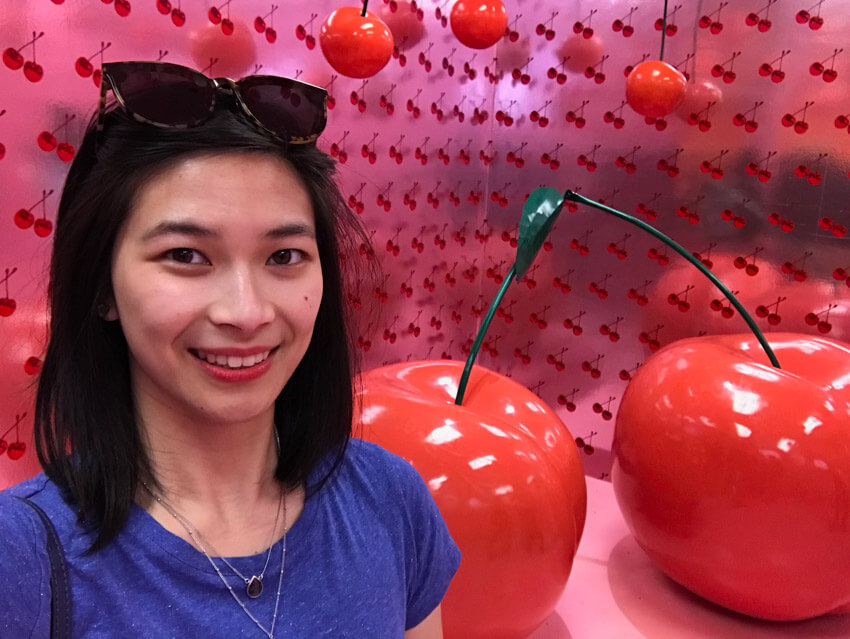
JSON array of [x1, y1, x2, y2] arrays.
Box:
[[1, 0, 848, 487]]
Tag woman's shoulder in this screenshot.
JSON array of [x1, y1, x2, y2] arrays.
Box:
[[337, 440, 462, 629], [343, 437, 411, 468], [0, 472, 77, 526], [1, 471, 50, 499], [338, 438, 428, 491], [0, 472, 86, 557], [0, 472, 53, 526], [0, 474, 54, 635], [318, 438, 440, 524], [0, 473, 54, 557], [0, 472, 79, 550]]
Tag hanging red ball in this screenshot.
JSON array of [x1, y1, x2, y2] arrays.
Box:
[[320, 7, 394, 78], [450, 0, 508, 49], [626, 60, 687, 119]]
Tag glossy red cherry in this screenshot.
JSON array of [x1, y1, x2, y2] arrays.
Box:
[[626, 60, 687, 118], [320, 6, 394, 78], [614, 334, 850, 620], [450, 0, 507, 49], [13, 209, 34, 229]]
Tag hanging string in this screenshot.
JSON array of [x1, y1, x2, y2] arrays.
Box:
[[660, 0, 669, 60]]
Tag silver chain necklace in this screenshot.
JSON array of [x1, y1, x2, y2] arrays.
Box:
[[197, 490, 283, 598], [141, 483, 287, 638]]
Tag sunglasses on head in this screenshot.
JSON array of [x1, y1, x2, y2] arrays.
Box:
[[96, 61, 328, 145]]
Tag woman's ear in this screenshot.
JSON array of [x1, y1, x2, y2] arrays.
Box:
[[98, 301, 119, 321]]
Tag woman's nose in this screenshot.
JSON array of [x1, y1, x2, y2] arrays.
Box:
[[207, 268, 275, 332]]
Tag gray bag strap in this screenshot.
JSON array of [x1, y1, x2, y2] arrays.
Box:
[[15, 497, 72, 639]]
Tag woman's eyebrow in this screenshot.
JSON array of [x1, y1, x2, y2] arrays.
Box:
[[139, 220, 316, 241], [264, 223, 316, 240], [140, 220, 213, 241]]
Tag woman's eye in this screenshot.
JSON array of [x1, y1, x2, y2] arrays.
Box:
[[268, 249, 305, 266], [166, 248, 208, 265]]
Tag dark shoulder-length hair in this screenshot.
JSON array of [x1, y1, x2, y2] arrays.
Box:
[[35, 96, 372, 552]]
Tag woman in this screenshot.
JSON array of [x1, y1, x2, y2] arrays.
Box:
[[0, 61, 460, 637]]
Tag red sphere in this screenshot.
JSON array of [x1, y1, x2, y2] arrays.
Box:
[[450, 0, 508, 49], [358, 360, 587, 638], [614, 333, 850, 620], [626, 60, 687, 118], [320, 7, 393, 78]]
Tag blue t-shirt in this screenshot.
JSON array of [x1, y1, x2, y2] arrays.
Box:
[[0, 439, 461, 637]]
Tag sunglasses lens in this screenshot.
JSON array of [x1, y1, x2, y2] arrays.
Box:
[[239, 77, 327, 141], [104, 63, 326, 144], [108, 63, 214, 125]]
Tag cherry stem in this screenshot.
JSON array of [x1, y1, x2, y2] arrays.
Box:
[[564, 191, 781, 368], [3, 267, 17, 297], [454, 177, 787, 405], [361, 0, 368, 17], [455, 263, 517, 405], [660, 0, 668, 60]]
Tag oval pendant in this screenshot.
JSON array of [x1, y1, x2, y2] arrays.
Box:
[[246, 576, 263, 598]]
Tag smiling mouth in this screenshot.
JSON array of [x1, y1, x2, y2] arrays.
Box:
[[190, 348, 277, 369]]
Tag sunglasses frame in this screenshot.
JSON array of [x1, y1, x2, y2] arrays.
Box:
[[96, 61, 328, 146]]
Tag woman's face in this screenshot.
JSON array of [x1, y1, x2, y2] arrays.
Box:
[[108, 152, 323, 427]]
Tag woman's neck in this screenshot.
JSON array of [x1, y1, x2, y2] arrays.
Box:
[[136, 409, 299, 555], [139, 409, 279, 509]]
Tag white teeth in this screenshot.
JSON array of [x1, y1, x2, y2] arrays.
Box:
[[195, 350, 271, 369]]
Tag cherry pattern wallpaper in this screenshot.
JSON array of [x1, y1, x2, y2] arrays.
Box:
[[1, 0, 848, 487]]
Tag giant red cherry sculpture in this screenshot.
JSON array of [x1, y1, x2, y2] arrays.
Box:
[[357, 360, 587, 638], [613, 333, 850, 620], [320, 3, 393, 78], [513, 188, 849, 622], [358, 189, 587, 637]]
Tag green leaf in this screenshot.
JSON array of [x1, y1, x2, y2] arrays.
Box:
[[515, 187, 565, 280]]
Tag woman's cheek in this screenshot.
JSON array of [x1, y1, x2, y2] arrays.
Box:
[[126, 281, 198, 331]]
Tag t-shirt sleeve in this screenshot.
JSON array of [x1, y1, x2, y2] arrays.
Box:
[[0, 493, 52, 638], [389, 458, 462, 630]]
